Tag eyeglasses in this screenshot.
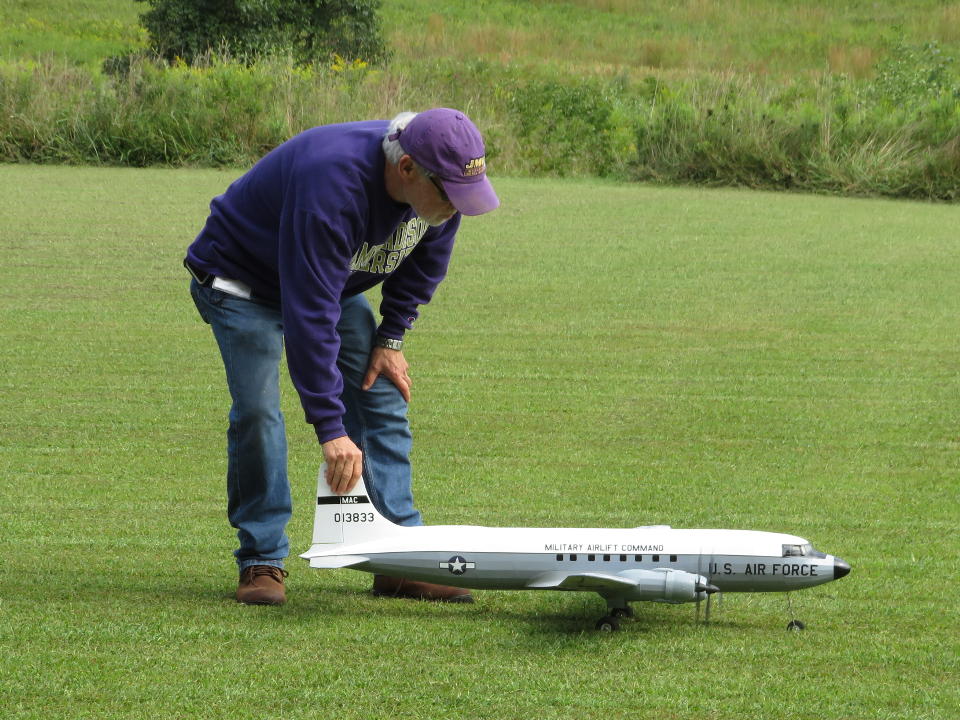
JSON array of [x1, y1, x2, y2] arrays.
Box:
[[426, 173, 450, 204]]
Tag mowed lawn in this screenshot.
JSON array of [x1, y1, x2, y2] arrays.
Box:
[[0, 165, 957, 719]]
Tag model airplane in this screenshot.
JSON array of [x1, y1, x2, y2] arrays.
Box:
[[301, 468, 851, 631]]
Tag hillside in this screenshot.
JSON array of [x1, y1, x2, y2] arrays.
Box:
[[1, 0, 958, 199], [4, 0, 960, 76]]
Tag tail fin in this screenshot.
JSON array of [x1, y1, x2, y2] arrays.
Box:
[[305, 464, 401, 548]]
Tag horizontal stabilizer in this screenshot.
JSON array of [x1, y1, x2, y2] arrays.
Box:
[[302, 552, 369, 569], [526, 571, 638, 592]]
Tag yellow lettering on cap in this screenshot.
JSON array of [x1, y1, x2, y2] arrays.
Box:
[[463, 157, 486, 176]]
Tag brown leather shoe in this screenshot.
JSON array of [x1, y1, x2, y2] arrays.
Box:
[[236, 565, 288, 605], [372, 574, 474, 603]]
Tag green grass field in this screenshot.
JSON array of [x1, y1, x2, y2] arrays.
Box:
[[0, 165, 957, 719], [0, 0, 143, 66]]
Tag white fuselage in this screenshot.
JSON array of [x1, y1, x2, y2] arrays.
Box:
[[301, 472, 850, 606], [304, 523, 845, 594]]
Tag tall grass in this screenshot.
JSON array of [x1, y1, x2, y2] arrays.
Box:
[[631, 70, 960, 198], [0, 54, 385, 166], [2, 50, 958, 199]]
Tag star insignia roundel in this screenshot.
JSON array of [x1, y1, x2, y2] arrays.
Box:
[[439, 555, 475, 575]]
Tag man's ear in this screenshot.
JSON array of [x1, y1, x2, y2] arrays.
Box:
[[396, 154, 417, 179]]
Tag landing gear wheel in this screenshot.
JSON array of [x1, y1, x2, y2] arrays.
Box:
[[786, 619, 806, 631], [611, 607, 634, 619], [596, 616, 621, 632]]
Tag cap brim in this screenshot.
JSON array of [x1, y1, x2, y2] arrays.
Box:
[[443, 176, 500, 216]]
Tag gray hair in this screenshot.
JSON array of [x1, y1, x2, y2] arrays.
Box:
[[382, 111, 418, 165]]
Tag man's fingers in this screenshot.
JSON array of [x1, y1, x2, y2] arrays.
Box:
[[364, 347, 412, 402], [363, 365, 412, 403], [361, 366, 379, 392], [340, 471, 361, 494], [322, 436, 363, 495], [393, 373, 412, 403], [327, 461, 361, 494]]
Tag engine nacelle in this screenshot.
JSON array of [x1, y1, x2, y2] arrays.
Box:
[[618, 569, 711, 604]]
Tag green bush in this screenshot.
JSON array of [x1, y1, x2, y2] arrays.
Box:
[[507, 77, 636, 177], [867, 40, 960, 108], [136, 0, 388, 66]]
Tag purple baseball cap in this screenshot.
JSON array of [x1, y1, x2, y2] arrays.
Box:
[[392, 108, 499, 216]]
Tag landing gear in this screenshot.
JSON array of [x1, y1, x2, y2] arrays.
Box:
[[596, 601, 632, 631], [595, 615, 621, 632], [785, 594, 806, 631]]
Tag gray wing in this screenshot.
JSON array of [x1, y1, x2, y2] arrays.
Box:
[[304, 554, 369, 569], [526, 571, 638, 592]]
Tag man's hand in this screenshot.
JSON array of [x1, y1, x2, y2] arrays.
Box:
[[322, 435, 363, 495], [362, 346, 412, 403]]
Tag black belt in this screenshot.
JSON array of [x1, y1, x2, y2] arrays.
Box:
[[184, 258, 213, 286], [185, 258, 258, 301]]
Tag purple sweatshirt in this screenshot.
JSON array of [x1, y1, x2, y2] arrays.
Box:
[[185, 120, 460, 443]]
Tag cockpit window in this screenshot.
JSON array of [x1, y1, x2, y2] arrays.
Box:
[[782, 543, 811, 557]]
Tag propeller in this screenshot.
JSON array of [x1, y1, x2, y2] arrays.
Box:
[[696, 548, 719, 623]]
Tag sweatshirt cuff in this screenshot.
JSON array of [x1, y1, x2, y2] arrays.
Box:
[[315, 421, 348, 445], [375, 319, 407, 341]]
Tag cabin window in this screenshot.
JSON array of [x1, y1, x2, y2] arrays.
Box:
[[570, 554, 577, 561], [635, 555, 642, 562], [588, 554, 596, 561], [603, 554, 610, 561], [652, 554, 660, 562], [556, 554, 563, 561], [670, 555, 677, 562], [620, 554, 627, 562]]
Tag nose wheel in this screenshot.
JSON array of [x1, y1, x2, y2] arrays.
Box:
[[785, 593, 807, 631]]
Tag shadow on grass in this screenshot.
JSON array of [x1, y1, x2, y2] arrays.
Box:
[[19, 559, 755, 642], [271, 577, 752, 637]]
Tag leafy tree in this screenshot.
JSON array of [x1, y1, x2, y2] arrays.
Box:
[[137, 0, 388, 65]]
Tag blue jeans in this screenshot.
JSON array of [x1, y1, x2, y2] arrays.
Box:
[[190, 279, 422, 572]]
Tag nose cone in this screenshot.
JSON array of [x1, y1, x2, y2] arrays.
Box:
[[833, 557, 851, 580]]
